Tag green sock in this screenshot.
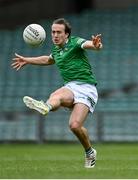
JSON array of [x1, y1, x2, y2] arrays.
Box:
[[85, 147, 93, 157]]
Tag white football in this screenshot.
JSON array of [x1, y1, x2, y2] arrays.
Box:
[[23, 24, 46, 47]]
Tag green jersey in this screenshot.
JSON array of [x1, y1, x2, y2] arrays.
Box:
[[51, 36, 97, 85]]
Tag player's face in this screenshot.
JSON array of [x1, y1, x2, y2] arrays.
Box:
[[51, 24, 69, 46]]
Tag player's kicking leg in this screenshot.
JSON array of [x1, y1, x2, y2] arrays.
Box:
[[23, 96, 50, 115], [23, 88, 74, 115]]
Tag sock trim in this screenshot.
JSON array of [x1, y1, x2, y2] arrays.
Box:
[[46, 102, 53, 111]]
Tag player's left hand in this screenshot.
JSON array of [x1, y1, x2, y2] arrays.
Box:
[[92, 34, 102, 49]]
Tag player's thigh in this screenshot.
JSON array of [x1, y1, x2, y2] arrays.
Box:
[[50, 87, 74, 107], [69, 103, 89, 128]]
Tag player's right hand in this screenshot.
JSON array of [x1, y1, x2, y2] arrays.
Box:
[[11, 53, 28, 71]]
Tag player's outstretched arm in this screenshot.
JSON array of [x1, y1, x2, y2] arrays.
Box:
[[11, 53, 55, 71], [82, 34, 103, 50]]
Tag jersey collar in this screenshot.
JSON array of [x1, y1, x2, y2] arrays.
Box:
[[56, 38, 69, 49]]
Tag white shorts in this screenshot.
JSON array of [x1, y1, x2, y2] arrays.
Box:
[[64, 81, 98, 113]]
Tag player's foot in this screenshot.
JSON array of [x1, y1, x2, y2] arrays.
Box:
[[23, 96, 49, 115], [85, 149, 97, 168]]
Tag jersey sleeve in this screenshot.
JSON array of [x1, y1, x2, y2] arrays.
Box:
[[76, 37, 86, 49]]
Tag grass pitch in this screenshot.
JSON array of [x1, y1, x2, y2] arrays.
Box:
[[0, 143, 137, 179]]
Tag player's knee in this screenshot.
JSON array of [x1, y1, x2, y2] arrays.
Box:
[[50, 92, 61, 100], [49, 92, 61, 101], [69, 121, 81, 132]]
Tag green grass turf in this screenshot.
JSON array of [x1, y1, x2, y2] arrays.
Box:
[[0, 143, 137, 179]]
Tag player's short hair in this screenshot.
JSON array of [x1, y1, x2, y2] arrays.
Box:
[[52, 18, 71, 37]]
